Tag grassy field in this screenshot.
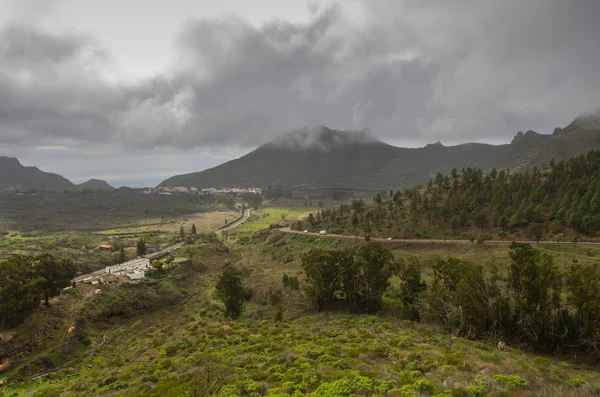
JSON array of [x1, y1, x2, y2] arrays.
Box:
[[0, 190, 235, 232], [3, 233, 600, 396], [96, 210, 240, 236], [235, 208, 313, 233]]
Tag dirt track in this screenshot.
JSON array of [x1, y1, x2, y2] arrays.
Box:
[[279, 228, 600, 247]]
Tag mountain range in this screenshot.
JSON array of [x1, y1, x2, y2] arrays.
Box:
[[159, 114, 600, 192], [2, 113, 598, 193], [0, 157, 114, 192]]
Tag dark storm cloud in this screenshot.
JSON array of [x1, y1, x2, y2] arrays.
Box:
[[0, 24, 127, 148], [1, 0, 599, 154], [124, 4, 437, 148]]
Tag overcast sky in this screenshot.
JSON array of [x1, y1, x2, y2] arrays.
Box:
[[0, 0, 598, 187]]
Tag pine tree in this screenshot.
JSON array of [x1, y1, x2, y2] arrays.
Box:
[[136, 238, 147, 257], [215, 264, 245, 319]]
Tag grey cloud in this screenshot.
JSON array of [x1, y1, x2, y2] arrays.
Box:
[[130, 4, 436, 148], [1, 0, 599, 160], [0, 25, 87, 67]]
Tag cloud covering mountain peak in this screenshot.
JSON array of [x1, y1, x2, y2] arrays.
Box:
[[263, 126, 380, 151]]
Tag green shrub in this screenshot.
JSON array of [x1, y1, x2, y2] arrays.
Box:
[[413, 379, 436, 393], [467, 385, 489, 397], [268, 285, 283, 305], [493, 375, 528, 388], [474, 375, 490, 386], [274, 306, 283, 322], [566, 377, 586, 388], [165, 345, 178, 357]]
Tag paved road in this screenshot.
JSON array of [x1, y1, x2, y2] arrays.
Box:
[[73, 268, 107, 282], [146, 242, 184, 259], [279, 227, 600, 247], [218, 209, 251, 232]]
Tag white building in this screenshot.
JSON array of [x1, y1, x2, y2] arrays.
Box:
[[106, 258, 151, 275]]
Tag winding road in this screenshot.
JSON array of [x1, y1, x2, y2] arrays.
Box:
[[218, 208, 251, 232], [279, 227, 600, 247]]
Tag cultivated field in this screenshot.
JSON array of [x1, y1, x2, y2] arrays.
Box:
[[234, 207, 313, 233], [96, 210, 240, 236]]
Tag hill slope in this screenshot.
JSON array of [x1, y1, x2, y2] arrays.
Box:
[[159, 126, 552, 190], [302, 149, 600, 240], [0, 156, 74, 191], [75, 178, 114, 191], [511, 113, 600, 171]]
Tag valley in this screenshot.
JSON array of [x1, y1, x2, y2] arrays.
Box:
[[2, 119, 600, 397], [2, 229, 600, 396]]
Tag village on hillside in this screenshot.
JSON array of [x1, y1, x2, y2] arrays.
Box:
[[140, 186, 262, 196]]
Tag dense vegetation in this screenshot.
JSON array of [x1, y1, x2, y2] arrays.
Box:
[[299, 241, 600, 358], [0, 254, 76, 328], [4, 233, 600, 396], [301, 151, 600, 239]]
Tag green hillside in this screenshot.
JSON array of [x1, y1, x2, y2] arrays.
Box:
[[3, 233, 600, 396], [300, 150, 600, 240], [511, 115, 600, 172]]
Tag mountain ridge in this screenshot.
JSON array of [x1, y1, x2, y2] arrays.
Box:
[[0, 156, 113, 191], [160, 114, 600, 191], [159, 126, 552, 190]]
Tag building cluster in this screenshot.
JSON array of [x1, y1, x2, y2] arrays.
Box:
[[140, 186, 262, 196], [78, 258, 151, 285]]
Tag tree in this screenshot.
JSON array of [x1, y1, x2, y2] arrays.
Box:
[[215, 264, 245, 319], [527, 223, 542, 243], [450, 216, 460, 234], [301, 249, 346, 311], [0, 254, 76, 328], [339, 243, 398, 313], [180, 225, 185, 238], [397, 258, 427, 320], [0, 255, 43, 328], [191, 224, 197, 235], [33, 254, 77, 306], [566, 263, 600, 351], [508, 243, 563, 350], [137, 238, 147, 257], [498, 215, 509, 232], [119, 247, 126, 263], [549, 219, 562, 236], [374, 194, 383, 205]]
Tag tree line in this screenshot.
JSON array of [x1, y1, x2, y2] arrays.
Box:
[[298, 241, 600, 357], [0, 254, 76, 328], [300, 150, 600, 239]]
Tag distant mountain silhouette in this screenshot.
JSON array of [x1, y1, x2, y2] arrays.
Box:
[[0, 157, 112, 191], [76, 179, 114, 191], [159, 123, 562, 191]]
